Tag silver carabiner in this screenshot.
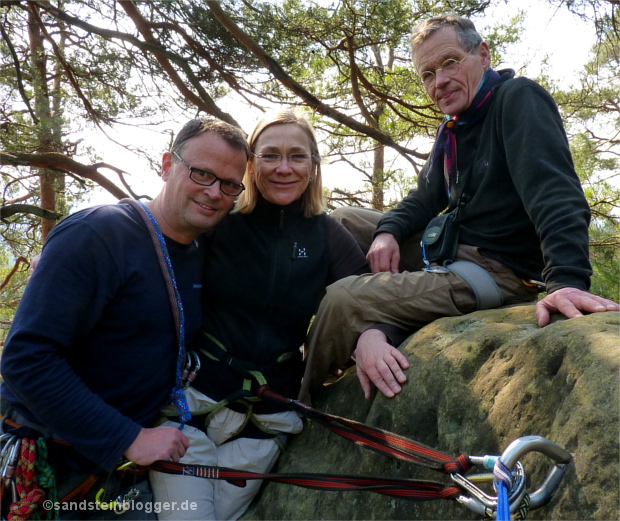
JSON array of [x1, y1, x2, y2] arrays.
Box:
[[182, 350, 201, 389], [423, 264, 450, 273], [0, 433, 16, 444], [498, 435, 572, 509], [181, 356, 191, 382], [0, 436, 12, 477], [1, 435, 21, 487], [453, 461, 526, 518], [187, 351, 201, 384]]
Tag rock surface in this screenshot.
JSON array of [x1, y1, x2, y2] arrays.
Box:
[[242, 305, 619, 520]]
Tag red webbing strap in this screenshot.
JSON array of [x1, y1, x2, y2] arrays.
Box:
[[258, 387, 471, 475], [149, 461, 462, 501]]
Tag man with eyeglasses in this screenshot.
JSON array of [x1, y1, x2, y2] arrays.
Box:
[[299, 13, 619, 403], [173, 151, 246, 198], [1, 117, 248, 518]]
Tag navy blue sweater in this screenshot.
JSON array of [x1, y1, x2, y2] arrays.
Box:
[[1, 202, 205, 472]]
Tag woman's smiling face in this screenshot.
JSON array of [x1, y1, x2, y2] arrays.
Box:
[[252, 123, 315, 206]]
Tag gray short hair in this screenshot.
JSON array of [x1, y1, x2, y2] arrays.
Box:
[[409, 13, 483, 57]]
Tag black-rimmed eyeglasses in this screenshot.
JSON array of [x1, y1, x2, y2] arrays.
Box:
[[173, 151, 245, 197]]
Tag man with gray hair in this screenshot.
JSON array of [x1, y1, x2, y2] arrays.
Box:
[[1, 116, 248, 518], [299, 13, 619, 403]]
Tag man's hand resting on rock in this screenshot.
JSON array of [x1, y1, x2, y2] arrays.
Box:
[[535, 287, 620, 327]]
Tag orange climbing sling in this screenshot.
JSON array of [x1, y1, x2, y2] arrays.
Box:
[[147, 381, 572, 519], [163, 330, 573, 519], [2, 378, 572, 521]]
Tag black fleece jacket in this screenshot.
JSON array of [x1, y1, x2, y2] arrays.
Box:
[[376, 70, 592, 293], [193, 196, 369, 412]]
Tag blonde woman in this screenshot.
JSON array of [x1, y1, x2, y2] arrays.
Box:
[[151, 109, 369, 520]]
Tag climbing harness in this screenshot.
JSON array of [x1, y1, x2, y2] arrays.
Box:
[[424, 260, 546, 311], [423, 259, 506, 311], [148, 382, 573, 519], [161, 332, 299, 445]]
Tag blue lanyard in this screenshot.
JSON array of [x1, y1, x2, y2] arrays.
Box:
[[133, 200, 191, 426]]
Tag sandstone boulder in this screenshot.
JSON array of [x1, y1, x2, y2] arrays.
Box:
[[243, 306, 619, 520]]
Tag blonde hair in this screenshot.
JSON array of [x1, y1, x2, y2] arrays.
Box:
[[234, 109, 325, 218]]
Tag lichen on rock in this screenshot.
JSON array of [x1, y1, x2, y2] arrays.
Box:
[[243, 306, 619, 520]]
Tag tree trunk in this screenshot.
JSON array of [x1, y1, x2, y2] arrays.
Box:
[[28, 4, 64, 240], [371, 144, 385, 211]]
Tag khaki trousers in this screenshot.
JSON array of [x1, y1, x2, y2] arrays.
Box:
[[298, 207, 539, 403]]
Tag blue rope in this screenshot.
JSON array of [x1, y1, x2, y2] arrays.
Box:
[[494, 458, 513, 521], [136, 201, 191, 426], [496, 480, 510, 521]]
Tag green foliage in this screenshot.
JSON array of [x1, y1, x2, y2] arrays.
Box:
[[549, 20, 620, 300], [482, 13, 525, 70], [1, 0, 617, 336], [589, 219, 620, 301], [0, 248, 32, 344]]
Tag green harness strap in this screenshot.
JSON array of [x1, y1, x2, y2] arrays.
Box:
[[161, 333, 293, 449], [200, 333, 299, 373]]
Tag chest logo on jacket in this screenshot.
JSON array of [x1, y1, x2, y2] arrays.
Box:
[[291, 242, 308, 259]]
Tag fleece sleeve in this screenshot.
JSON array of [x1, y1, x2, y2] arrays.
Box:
[[1, 220, 141, 471], [497, 79, 591, 292], [374, 161, 449, 244]]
